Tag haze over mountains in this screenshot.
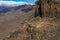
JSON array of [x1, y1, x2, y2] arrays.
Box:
[[0, 1, 33, 14], [0, 4, 33, 14], [0, 1, 33, 6], [0, 2, 33, 23]]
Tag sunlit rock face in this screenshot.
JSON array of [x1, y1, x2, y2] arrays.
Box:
[[35, 0, 60, 18]]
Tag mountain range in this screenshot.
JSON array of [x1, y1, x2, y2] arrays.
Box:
[[0, 4, 33, 23], [0, 4, 33, 16]]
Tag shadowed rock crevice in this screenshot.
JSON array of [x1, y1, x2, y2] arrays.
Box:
[[34, 0, 60, 18]]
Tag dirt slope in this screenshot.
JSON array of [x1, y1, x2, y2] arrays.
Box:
[[4, 17, 60, 40], [0, 10, 34, 40]]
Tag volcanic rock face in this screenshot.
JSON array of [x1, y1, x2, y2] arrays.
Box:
[[35, 0, 60, 18]]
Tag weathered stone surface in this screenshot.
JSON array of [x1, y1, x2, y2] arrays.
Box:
[[35, 0, 60, 18]]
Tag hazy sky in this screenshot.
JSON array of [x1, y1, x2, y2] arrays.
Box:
[[0, 0, 36, 6], [0, 0, 36, 5]]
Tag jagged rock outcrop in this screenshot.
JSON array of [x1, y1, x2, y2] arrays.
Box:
[[35, 0, 60, 18]]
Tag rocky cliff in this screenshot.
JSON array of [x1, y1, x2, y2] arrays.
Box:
[[35, 0, 60, 18]]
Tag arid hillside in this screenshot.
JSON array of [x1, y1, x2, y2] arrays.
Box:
[[4, 16, 60, 40], [0, 0, 60, 40], [0, 10, 34, 40]]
